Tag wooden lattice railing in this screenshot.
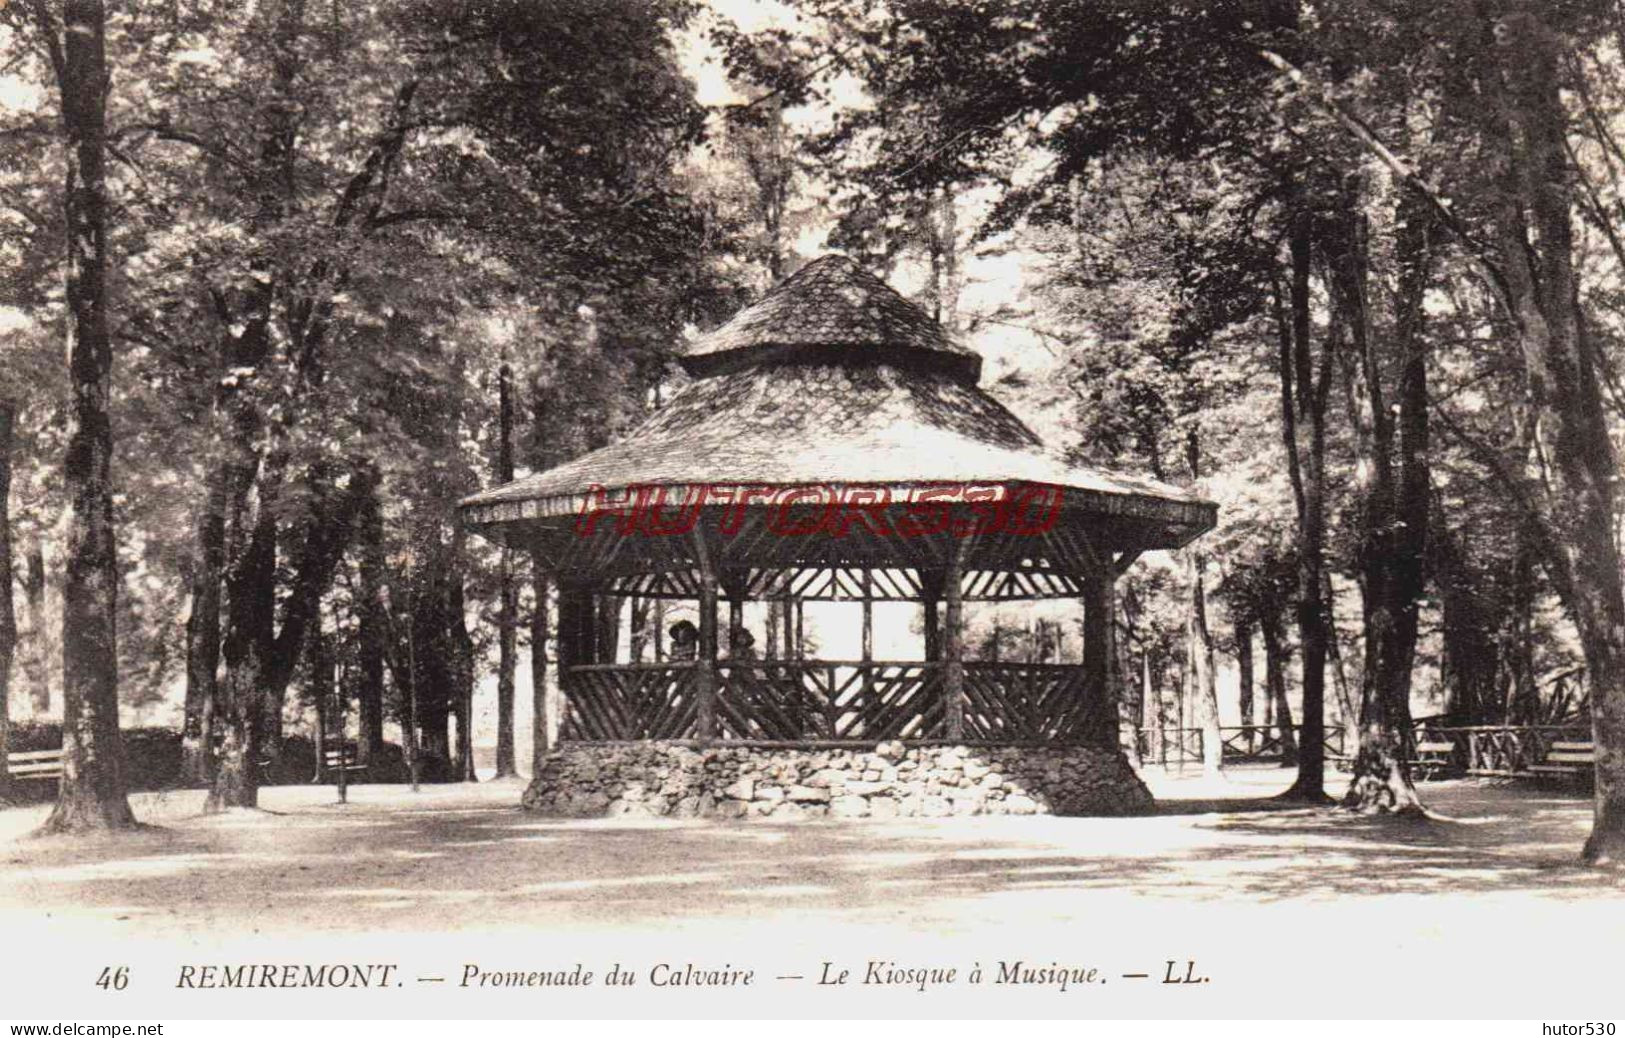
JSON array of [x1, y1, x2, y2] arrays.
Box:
[[559, 660, 1103, 744], [562, 662, 701, 741], [963, 662, 1094, 742], [719, 661, 944, 740], [1414, 724, 1591, 776]]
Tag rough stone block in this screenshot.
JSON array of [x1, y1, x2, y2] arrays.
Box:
[[843, 780, 888, 796], [788, 785, 830, 803], [868, 796, 899, 819], [827, 795, 868, 818]]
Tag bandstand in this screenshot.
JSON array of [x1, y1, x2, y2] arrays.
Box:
[[460, 256, 1215, 818]]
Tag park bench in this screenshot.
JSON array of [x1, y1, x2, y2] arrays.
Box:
[[1527, 740, 1595, 780], [5, 747, 64, 782], [1412, 738, 1459, 779], [321, 743, 366, 775]]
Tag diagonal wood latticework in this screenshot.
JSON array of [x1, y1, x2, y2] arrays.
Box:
[[558, 660, 1123, 745], [604, 561, 1088, 603]]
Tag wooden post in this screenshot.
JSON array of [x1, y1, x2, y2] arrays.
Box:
[[943, 538, 966, 741], [691, 529, 719, 742], [403, 572, 421, 793], [1083, 570, 1116, 751], [861, 569, 874, 711], [781, 580, 795, 660], [334, 653, 348, 805], [921, 566, 944, 662], [312, 683, 327, 784], [653, 597, 665, 661], [720, 569, 748, 655], [530, 551, 550, 772], [556, 577, 591, 738]]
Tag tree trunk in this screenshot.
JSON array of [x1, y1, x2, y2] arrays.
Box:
[[181, 470, 227, 785], [629, 597, 651, 663], [355, 486, 387, 764], [409, 555, 452, 774], [1122, 636, 1143, 769], [494, 364, 518, 778], [450, 540, 477, 783], [0, 400, 15, 803], [1481, 3, 1625, 864], [530, 553, 550, 776], [40, 0, 136, 833], [1340, 186, 1432, 815], [1189, 560, 1222, 777], [1140, 650, 1159, 763], [308, 622, 334, 782], [1186, 432, 1222, 779], [1236, 620, 1255, 738], [400, 573, 422, 791], [1506, 528, 1540, 724], [1276, 204, 1330, 803], [1261, 608, 1298, 766], [208, 480, 276, 812]]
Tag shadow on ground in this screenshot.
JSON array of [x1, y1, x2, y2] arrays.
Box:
[[0, 772, 1614, 936]]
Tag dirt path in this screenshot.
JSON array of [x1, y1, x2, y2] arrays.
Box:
[[0, 767, 1613, 939]]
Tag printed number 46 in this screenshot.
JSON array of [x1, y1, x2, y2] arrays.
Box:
[[96, 966, 129, 991]]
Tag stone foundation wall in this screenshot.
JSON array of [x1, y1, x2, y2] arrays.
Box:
[[521, 741, 1153, 819]]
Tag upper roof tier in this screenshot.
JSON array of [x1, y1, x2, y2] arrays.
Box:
[[673, 254, 983, 383]]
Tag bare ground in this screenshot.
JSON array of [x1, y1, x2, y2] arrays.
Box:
[[0, 764, 1615, 939]]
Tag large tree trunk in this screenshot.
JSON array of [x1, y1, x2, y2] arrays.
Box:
[[1189, 555, 1222, 778], [181, 471, 227, 785], [450, 538, 477, 783], [1276, 205, 1331, 803], [1482, 3, 1625, 864], [1235, 619, 1255, 755], [355, 481, 387, 764], [1, 400, 15, 804], [308, 621, 335, 781], [201, 0, 304, 812], [1340, 187, 1433, 815], [1261, 606, 1298, 767], [208, 469, 277, 812], [1186, 433, 1222, 779], [1505, 528, 1540, 724], [1325, 589, 1360, 762], [40, 0, 135, 833], [494, 364, 518, 778], [411, 557, 453, 775]]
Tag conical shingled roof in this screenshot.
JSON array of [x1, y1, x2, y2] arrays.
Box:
[[674, 254, 982, 382], [462, 255, 1216, 550]]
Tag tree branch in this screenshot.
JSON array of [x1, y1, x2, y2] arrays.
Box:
[[1258, 46, 1517, 312]]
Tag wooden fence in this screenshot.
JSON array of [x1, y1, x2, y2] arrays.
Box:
[[1133, 725, 1348, 765], [1132, 720, 1593, 777], [1405, 722, 1590, 777]]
